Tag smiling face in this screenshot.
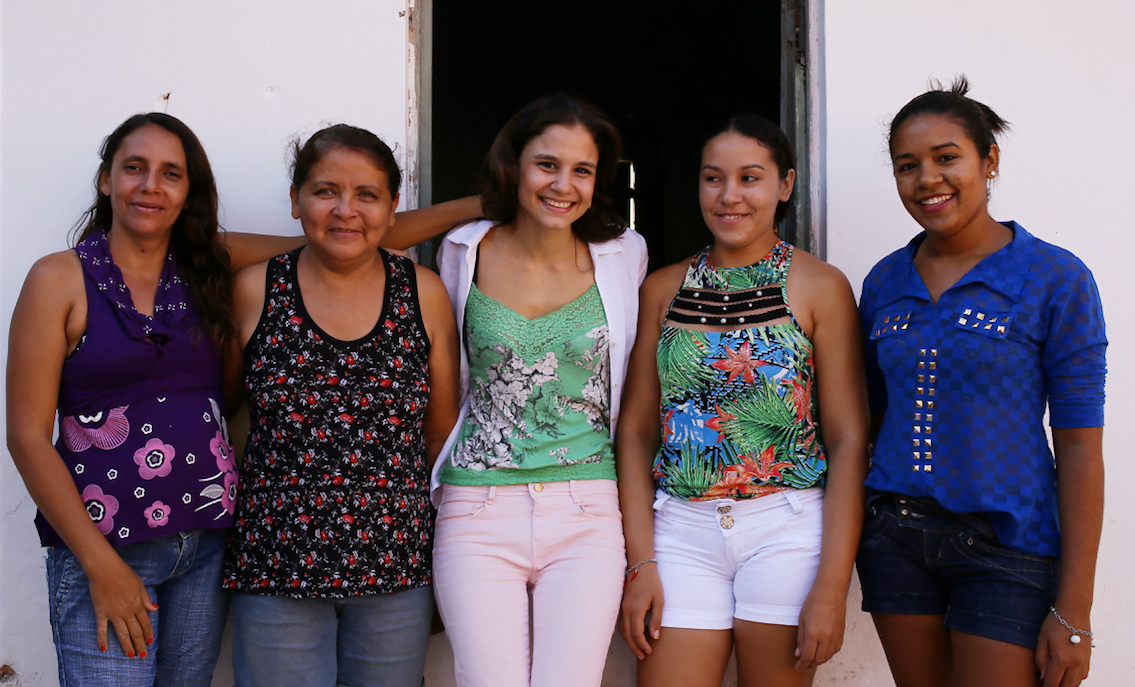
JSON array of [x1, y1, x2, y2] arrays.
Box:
[[99, 124, 190, 241], [699, 132, 794, 260], [890, 113, 999, 239], [290, 146, 398, 265], [514, 124, 599, 232]]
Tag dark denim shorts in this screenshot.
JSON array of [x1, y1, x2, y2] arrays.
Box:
[[856, 491, 1057, 650]]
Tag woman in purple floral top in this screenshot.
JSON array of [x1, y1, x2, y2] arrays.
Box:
[[7, 114, 241, 687]]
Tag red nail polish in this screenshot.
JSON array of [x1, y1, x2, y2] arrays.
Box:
[[146, 639, 153, 645], [127, 652, 134, 658], [141, 652, 147, 658], [100, 646, 106, 653]]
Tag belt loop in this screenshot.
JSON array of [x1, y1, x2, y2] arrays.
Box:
[[486, 486, 496, 506], [785, 490, 803, 514]]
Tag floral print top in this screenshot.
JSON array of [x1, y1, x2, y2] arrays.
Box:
[[224, 249, 433, 598], [654, 242, 826, 500], [37, 230, 235, 548], [439, 282, 615, 486]]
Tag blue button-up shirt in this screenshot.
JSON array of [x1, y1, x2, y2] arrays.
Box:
[[859, 222, 1106, 557]]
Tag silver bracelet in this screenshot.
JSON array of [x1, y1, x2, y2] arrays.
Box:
[[1050, 607, 1096, 647], [625, 558, 657, 576]]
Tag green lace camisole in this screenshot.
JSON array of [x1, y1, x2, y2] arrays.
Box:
[[439, 282, 615, 486]]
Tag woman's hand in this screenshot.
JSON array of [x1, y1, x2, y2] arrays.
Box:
[[619, 564, 665, 660], [1036, 610, 1092, 687], [795, 585, 847, 669], [85, 554, 158, 657]]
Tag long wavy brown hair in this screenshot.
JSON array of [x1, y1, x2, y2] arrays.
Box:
[[71, 113, 233, 347]]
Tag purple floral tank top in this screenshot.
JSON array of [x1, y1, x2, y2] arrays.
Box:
[[36, 231, 236, 548]]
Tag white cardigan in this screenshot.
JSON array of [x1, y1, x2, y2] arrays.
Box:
[[429, 219, 649, 502]]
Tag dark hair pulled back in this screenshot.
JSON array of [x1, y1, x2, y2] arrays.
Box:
[[480, 94, 625, 244], [72, 112, 233, 348], [704, 113, 796, 225], [290, 124, 402, 198], [889, 75, 1010, 159]]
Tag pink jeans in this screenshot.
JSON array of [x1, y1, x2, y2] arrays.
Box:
[[433, 480, 625, 687]]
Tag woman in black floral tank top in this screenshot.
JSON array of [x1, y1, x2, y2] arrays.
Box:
[[223, 125, 460, 687]]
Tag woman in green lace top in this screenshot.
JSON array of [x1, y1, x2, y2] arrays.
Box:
[[429, 95, 648, 687]]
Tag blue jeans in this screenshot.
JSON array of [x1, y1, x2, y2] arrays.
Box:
[[231, 586, 434, 687], [857, 491, 1057, 649], [46, 528, 229, 687]]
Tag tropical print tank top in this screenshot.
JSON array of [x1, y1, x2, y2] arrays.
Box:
[[654, 241, 826, 500]]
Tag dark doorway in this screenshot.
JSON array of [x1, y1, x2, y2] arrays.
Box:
[[430, 0, 786, 272]]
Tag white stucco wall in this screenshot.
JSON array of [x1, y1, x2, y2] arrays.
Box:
[[2, 1, 1132, 685], [0, 2, 414, 684], [821, 1, 1135, 685]]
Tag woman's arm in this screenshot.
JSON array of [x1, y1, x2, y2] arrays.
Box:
[[221, 232, 305, 272], [1036, 426, 1103, 687], [6, 253, 156, 659], [225, 262, 270, 413], [416, 265, 461, 466], [616, 264, 685, 660], [382, 196, 484, 252], [792, 260, 869, 670], [221, 196, 484, 270]]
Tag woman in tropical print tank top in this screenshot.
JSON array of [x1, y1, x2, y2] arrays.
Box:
[[616, 114, 869, 687]]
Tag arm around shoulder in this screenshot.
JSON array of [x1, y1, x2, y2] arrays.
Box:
[[382, 196, 485, 251]]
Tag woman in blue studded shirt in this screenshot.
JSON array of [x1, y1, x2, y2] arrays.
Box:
[[857, 77, 1105, 687]]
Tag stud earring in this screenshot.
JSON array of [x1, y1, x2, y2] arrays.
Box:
[[989, 171, 997, 179]]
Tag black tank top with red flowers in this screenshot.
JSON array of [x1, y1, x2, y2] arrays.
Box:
[[223, 248, 433, 598]]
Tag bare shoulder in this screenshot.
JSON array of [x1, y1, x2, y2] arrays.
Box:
[[11, 250, 85, 353], [642, 260, 689, 301], [27, 249, 82, 284], [638, 258, 690, 324], [232, 260, 269, 298], [413, 263, 450, 305], [788, 248, 854, 298], [414, 263, 455, 319], [22, 250, 84, 304]]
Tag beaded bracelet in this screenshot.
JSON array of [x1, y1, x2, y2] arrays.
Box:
[[1050, 607, 1096, 647]]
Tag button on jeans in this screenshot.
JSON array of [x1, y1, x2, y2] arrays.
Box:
[[46, 528, 229, 687]]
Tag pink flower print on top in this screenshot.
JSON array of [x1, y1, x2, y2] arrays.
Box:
[[81, 484, 120, 535], [144, 501, 171, 528], [61, 405, 130, 452], [210, 430, 238, 512], [134, 438, 175, 480]]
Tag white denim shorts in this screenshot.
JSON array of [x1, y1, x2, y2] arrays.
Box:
[[653, 487, 823, 629]]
